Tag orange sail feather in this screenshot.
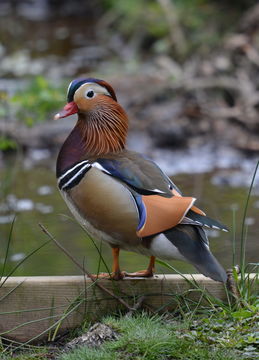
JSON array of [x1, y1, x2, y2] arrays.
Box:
[[137, 195, 196, 237]]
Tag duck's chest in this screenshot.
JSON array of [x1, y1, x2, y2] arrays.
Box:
[[60, 168, 140, 247]]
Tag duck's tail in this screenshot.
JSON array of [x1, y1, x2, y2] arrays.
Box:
[[164, 225, 227, 282]]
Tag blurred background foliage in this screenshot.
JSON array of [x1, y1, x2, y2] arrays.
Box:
[[11, 76, 64, 126], [0, 0, 258, 131], [101, 0, 240, 58], [0, 0, 259, 277]]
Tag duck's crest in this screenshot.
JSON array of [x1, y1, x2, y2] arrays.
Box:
[[67, 78, 117, 102]]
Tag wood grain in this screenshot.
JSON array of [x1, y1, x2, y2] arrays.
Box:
[[0, 274, 257, 343]]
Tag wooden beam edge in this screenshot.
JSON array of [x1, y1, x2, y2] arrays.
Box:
[[0, 274, 257, 343], [1, 273, 257, 285], [1, 273, 218, 284]]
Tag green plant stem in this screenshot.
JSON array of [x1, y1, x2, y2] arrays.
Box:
[[240, 160, 259, 279], [39, 223, 133, 311], [0, 216, 16, 281], [59, 214, 112, 276], [232, 208, 236, 267], [0, 238, 51, 288]]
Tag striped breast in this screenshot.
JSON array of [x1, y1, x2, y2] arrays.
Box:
[[59, 166, 141, 248]]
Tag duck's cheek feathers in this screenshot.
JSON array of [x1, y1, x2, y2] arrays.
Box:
[[74, 97, 91, 112], [73, 94, 106, 113]]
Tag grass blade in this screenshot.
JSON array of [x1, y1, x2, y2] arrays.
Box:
[[0, 239, 51, 288], [240, 160, 259, 278], [0, 216, 16, 282]]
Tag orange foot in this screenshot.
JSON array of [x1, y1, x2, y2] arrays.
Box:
[[123, 269, 154, 278], [91, 271, 125, 281]]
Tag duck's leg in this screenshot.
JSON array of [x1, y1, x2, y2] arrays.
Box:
[[124, 256, 155, 278], [94, 247, 124, 280], [111, 247, 124, 280]]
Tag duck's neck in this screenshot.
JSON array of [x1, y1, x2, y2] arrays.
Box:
[[56, 105, 128, 177], [56, 125, 85, 177]]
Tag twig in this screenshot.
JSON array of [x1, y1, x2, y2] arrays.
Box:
[[125, 296, 146, 318], [38, 223, 133, 311]]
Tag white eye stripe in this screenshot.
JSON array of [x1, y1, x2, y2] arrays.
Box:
[[75, 82, 111, 98]]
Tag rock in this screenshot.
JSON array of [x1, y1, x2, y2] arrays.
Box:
[[64, 323, 118, 350]]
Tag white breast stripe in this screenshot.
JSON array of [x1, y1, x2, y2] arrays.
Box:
[[61, 163, 91, 189], [58, 160, 89, 184], [92, 162, 111, 174]]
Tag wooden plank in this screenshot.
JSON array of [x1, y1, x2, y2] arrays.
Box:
[[0, 274, 257, 343]]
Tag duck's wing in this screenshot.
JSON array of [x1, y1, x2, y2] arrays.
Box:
[[91, 151, 228, 237], [93, 150, 181, 197], [90, 151, 203, 237]]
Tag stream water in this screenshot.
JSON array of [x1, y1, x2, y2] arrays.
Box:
[[0, 149, 258, 277]]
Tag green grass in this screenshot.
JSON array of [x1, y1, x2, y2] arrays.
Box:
[[56, 313, 257, 359], [1, 310, 257, 359], [1, 313, 258, 360]]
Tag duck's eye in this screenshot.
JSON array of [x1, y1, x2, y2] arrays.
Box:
[[85, 90, 95, 99]]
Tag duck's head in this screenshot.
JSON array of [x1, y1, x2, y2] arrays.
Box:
[[55, 78, 128, 155], [54, 78, 118, 119]]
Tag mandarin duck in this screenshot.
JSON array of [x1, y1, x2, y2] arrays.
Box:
[[55, 78, 227, 282]]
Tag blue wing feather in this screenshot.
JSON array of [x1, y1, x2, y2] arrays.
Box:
[[96, 158, 143, 188], [94, 158, 171, 196], [133, 193, 147, 231]]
